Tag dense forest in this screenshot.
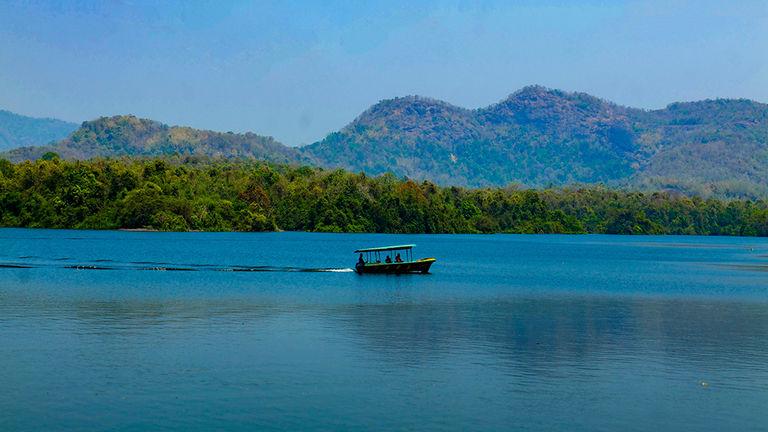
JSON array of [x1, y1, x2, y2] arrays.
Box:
[[4, 86, 768, 200], [304, 86, 768, 197], [4, 115, 299, 164], [1, 158, 767, 236]]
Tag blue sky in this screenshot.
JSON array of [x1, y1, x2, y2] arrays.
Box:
[[0, 0, 766, 145]]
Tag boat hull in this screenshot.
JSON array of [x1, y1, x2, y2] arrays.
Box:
[[355, 258, 435, 274]]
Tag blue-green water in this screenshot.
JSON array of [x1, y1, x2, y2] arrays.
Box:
[[1, 229, 767, 431]]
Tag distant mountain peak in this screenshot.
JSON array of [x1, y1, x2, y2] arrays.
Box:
[[495, 85, 614, 109], [3, 113, 299, 163], [504, 84, 560, 99], [302, 87, 768, 197], [354, 95, 467, 119], [84, 115, 175, 132], [344, 95, 473, 140], [4, 87, 768, 199], [477, 86, 628, 132], [661, 98, 768, 116], [0, 109, 78, 151]]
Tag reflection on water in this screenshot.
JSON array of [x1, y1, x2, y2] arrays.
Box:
[[334, 299, 768, 377], [1, 229, 768, 431], [716, 263, 768, 272]]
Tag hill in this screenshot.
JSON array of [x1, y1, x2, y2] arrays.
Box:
[[0, 109, 78, 151], [4, 115, 301, 164], [3, 87, 768, 198], [303, 86, 768, 198], [629, 99, 768, 197]]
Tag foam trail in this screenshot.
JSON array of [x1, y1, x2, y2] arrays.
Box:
[[64, 265, 113, 270], [138, 267, 197, 272], [0, 260, 356, 274]]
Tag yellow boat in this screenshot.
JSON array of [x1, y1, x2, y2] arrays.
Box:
[[354, 244, 435, 274]]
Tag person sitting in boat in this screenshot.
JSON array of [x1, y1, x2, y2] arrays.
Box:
[[385, 255, 392, 263], [395, 253, 403, 263], [358, 254, 365, 265]]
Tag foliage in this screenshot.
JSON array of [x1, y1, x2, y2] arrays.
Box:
[[3, 87, 768, 199], [4, 115, 303, 165], [1, 158, 767, 236], [303, 86, 768, 198]]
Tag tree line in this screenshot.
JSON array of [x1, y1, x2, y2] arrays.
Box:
[[1, 158, 767, 236]]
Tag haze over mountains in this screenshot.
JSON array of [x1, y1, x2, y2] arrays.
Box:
[[0, 110, 78, 152], [3, 86, 768, 198]]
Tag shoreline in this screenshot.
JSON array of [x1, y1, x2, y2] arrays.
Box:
[[1, 226, 768, 238]]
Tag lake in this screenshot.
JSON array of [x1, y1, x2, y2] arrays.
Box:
[[1, 229, 767, 431]]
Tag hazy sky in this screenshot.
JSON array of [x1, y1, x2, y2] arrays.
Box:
[[1, 0, 766, 145]]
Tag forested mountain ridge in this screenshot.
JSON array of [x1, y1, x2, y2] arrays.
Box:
[[629, 98, 768, 197], [303, 96, 486, 185], [303, 86, 768, 197], [3, 87, 768, 198], [304, 87, 650, 186], [4, 115, 301, 164], [0, 109, 78, 151]]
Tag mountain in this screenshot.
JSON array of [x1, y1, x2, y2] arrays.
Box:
[[303, 87, 647, 186], [4, 87, 768, 198], [0, 109, 78, 151], [303, 86, 768, 197], [628, 99, 768, 197], [4, 115, 301, 164]]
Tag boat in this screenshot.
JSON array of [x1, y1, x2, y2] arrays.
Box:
[[354, 244, 435, 274]]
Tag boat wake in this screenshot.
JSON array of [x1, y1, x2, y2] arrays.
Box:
[[0, 258, 354, 274]]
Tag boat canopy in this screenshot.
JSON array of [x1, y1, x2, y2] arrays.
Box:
[[354, 244, 415, 253]]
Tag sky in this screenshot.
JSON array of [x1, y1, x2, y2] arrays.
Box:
[[0, 0, 766, 146]]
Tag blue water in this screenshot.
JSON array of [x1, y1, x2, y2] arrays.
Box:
[[1, 229, 767, 431]]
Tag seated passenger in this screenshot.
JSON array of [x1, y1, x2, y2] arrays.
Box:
[[385, 255, 392, 263], [358, 253, 365, 265], [395, 253, 403, 263]]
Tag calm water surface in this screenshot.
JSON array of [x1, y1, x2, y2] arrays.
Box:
[[1, 229, 767, 431]]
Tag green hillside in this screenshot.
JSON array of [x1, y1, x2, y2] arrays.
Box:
[[630, 99, 768, 197], [4, 115, 301, 164], [303, 86, 768, 198], [3, 87, 768, 199]]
